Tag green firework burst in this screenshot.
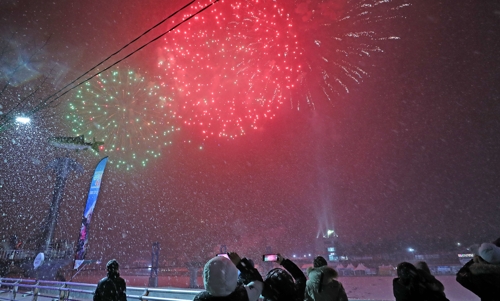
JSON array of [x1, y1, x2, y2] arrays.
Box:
[[66, 67, 179, 170]]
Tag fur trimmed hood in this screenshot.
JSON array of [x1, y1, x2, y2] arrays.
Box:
[[469, 255, 500, 276], [307, 266, 339, 284], [306, 266, 347, 301]]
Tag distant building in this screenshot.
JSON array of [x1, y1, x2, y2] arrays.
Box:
[[315, 229, 339, 262]]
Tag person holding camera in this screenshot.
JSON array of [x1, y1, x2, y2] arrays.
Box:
[[261, 253, 306, 301], [194, 252, 263, 301], [237, 258, 256, 286]]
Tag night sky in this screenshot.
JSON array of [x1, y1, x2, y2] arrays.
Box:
[[0, 0, 499, 264]]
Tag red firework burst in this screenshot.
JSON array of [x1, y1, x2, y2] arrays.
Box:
[[158, 0, 409, 141], [159, 0, 303, 140]]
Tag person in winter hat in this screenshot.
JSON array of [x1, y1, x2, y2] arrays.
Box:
[[313, 256, 328, 268], [456, 238, 500, 300], [194, 252, 263, 301], [307, 255, 329, 277], [262, 254, 306, 301], [94, 259, 127, 301], [478, 243, 500, 264], [305, 265, 348, 301]]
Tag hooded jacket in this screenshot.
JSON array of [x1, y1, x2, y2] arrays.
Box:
[[393, 276, 449, 301], [478, 243, 500, 264], [305, 266, 348, 301], [457, 255, 500, 301], [94, 271, 127, 301], [262, 258, 306, 301], [194, 256, 263, 301]]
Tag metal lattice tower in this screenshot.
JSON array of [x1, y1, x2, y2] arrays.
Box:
[[43, 156, 83, 253], [148, 242, 160, 287]]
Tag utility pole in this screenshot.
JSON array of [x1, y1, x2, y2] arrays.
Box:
[[149, 242, 160, 287]]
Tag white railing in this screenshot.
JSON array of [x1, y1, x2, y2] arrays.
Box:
[[0, 250, 71, 260], [0, 278, 200, 301]]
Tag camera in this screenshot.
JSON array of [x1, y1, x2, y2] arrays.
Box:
[[262, 254, 279, 262], [216, 253, 229, 259]]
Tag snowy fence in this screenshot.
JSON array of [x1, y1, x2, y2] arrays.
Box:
[[0, 278, 200, 301]]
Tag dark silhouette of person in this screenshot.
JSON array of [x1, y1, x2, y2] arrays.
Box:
[[262, 253, 306, 301], [393, 262, 449, 301], [313, 256, 327, 268], [94, 259, 127, 301], [306, 256, 328, 278], [237, 258, 255, 285], [456, 238, 500, 300], [415, 261, 447, 298], [306, 264, 348, 301]]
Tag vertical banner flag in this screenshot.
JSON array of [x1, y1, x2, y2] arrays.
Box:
[[74, 156, 108, 269]]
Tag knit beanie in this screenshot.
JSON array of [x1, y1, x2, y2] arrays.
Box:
[[478, 243, 500, 264], [203, 256, 238, 296], [313, 256, 327, 268]]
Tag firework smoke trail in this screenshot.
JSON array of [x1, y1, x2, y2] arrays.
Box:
[[66, 67, 179, 170], [290, 0, 410, 107], [158, 0, 408, 141]]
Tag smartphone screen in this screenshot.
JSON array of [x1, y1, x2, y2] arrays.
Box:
[[217, 253, 229, 259], [263, 254, 279, 262]]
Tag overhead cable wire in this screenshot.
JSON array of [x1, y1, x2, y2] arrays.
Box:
[[0, 0, 187, 128], [28, 0, 198, 117], [0, 0, 218, 130], [34, 0, 220, 114]]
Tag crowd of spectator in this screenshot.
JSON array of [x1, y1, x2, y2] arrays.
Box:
[[97, 237, 500, 301]]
